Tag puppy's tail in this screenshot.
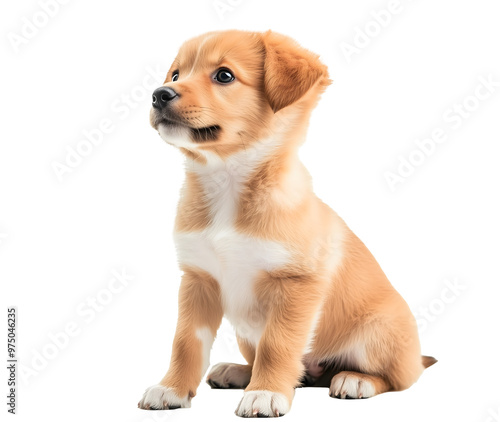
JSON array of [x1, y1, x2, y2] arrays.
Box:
[[422, 355, 438, 369]]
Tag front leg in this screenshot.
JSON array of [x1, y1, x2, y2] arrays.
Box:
[[235, 274, 324, 417], [138, 267, 223, 410]]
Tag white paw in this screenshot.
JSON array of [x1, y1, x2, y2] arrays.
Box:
[[138, 384, 191, 410], [329, 372, 376, 399], [235, 390, 290, 418], [206, 363, 251, 389]]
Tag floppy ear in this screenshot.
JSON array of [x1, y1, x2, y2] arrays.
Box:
[[261, 31, 330, 113]]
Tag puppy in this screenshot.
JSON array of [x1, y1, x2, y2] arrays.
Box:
[[138, 30, 436, 417]]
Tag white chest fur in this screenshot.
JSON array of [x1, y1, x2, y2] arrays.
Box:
[[174, 141, 291, 346], [175, 228, 290, 344]]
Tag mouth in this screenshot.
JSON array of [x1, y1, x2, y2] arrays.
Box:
[[189, 124, 221, 142], [156, 117, 221, 143]]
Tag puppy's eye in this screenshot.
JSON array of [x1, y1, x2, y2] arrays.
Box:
[[172, 71, 179, 82], [214, 68, 235, 84]]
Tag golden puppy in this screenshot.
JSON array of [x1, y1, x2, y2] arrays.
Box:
[[138, 30, 436, 417]]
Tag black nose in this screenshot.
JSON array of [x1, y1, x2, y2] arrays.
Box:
[[152, 87, 178, 109]]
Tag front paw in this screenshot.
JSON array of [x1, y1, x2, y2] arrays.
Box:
[[138, 384, 191, 410], [235, 390, 290, 418]]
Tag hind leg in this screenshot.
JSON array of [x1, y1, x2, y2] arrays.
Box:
[[329, 342, 424, 400], [329, 319, 424, 399], [206, 362, 252, 389], [329, 371, 390, 399], [324, 300, 425, 399], [206, 337, 255, 389], [327, 331, 424, 400]]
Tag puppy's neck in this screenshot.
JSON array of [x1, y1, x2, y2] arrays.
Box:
[[187, 115, 311, 221]]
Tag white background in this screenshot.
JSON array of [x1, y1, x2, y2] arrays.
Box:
[[1, 0, 500, 421]]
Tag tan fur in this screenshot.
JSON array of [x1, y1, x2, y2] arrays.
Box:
[[174, 172, 211, 232], [237, 336, 256, 365], [159, 267, 223, 399], [139, 30, 435, 416]]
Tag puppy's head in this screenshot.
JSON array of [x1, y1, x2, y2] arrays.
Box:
[[150, 30, 329, 158]]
